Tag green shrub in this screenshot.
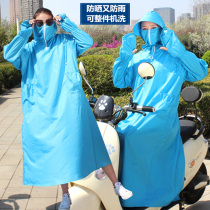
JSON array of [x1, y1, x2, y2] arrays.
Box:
[[178, 69, 210, 137], [78, 55, 131, 95], [136, 36, 145, 52], [80, 47, 120, 60], [178, 34, 202, 58], [93, 31, 123, 47], [202, 50, 210, 66], [0, 62, 21, 89], [0, 51, 6, 63], [78, 55, 117, 95], [0, 71, 3, 93]]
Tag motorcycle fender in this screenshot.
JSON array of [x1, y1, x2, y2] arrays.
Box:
[[183, 136, 208, 188], [68, 184, 101, 210], [71, 122, 122, 210]]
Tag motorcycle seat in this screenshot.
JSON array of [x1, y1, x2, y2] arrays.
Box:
[[180, 119, 197, 144]]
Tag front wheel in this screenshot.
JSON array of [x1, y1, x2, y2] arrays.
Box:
[[183, 163, 207, 205]]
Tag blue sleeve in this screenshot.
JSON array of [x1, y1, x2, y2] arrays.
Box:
[[113, 33, 136, 88], [161, 28, 208, 82], [59, 13, 93, 56], [3, 19, 32, 71]]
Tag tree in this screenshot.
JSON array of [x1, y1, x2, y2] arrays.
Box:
[[0, 18, 16, 51], [170, 14, 210, 56], [0, 26, 8, 51], [188, 15, 210, 55]]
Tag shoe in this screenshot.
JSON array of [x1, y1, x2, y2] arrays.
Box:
[[58, 193, 71, 210], [114, 182, 133, 200]]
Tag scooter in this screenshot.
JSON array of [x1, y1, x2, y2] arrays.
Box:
[[67, 61, 209, 210]]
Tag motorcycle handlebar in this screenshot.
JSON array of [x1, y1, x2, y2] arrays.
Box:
[[139, 106, 155, 112], [122, 105, 155, 113]]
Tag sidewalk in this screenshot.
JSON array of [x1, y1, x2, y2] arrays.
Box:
[[0, 86, 210, 210], [0, 87, 63, 210]]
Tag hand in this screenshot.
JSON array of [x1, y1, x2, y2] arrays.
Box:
[[132, 49, 138, 54], [160, 47, 168, 51], [54, 15, 61, 25], [29, 19, 35, 28]]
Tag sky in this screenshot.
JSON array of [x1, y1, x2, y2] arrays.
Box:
[[1, 0, 194, 24]]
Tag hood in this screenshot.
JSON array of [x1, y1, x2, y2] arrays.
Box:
[[133, 11, 166, 46], [33, 22, 57, 43]]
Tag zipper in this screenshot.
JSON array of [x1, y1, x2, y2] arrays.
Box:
[[148, 29, 155, 61], [150, 46, 155, 61], [148, 29, 152, 45]]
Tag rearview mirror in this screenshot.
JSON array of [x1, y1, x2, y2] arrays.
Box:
[[79, 61, 87, 76], [138, 62, 155, 79]]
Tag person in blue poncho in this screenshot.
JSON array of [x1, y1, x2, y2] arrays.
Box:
[[4, 7, 133, 210], [113, 11, 208, 208]]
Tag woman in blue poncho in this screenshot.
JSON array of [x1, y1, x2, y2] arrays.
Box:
[[4, 7, 132, 210], [113, 11, 208, 208]]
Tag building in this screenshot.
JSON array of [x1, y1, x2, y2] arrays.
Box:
[[154, 7, 175, 25], [177, 13, 195, 22], [193, 3, 210, 19], [10, 0, 20, 23], [21, 0, 43, 21], [10, 0, 43, 23]]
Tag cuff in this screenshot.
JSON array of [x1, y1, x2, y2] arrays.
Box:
[[18, 28, 33, 39], [59, 13, 66, 21], [21, 19, 32, 31]]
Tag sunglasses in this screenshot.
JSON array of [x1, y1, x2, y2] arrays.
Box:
[[35, 19, 54, 27]]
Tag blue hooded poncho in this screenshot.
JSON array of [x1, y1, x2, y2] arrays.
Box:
[[4, 14, 111, 186], [113, 11, 208, 207]]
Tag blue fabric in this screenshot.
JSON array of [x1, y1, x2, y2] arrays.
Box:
[[33, 22, 57, 42], [141, 27, 161, 46], [113, 11, 208, 207], [4, 14, 111, 186]]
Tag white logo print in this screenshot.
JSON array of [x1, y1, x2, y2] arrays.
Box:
[[99, 100, 108, 110], [106, 144, 115, 155]]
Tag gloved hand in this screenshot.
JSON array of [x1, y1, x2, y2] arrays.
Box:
[[119, 33, 137, 60], [160, 28, 186, 58]]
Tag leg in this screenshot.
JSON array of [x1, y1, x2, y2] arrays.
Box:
[[59, 184, 71, 210], [61, 183, 69, 196], [102, 164, 133, 200], [102, 164, 118, 186]]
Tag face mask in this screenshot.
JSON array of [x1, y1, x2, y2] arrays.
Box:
[[33, 22, 57, 42], [141, 27, 161, 46]]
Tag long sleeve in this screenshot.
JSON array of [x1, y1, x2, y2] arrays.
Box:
[[3, 20, 32, 71], [59, 13, 93, 56], [161, 28, 208, 82], [113, 33, 136, 88]]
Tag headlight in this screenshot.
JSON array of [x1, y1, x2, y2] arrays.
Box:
[[95, 168, 107, 180]]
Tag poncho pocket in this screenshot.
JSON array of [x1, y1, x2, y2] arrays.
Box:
[[21, 84, 36, 121], [152, 91, 175, 121], [65, 72, 82, 92]]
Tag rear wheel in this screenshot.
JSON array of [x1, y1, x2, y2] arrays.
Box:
[[183, 163, 207, 205]]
